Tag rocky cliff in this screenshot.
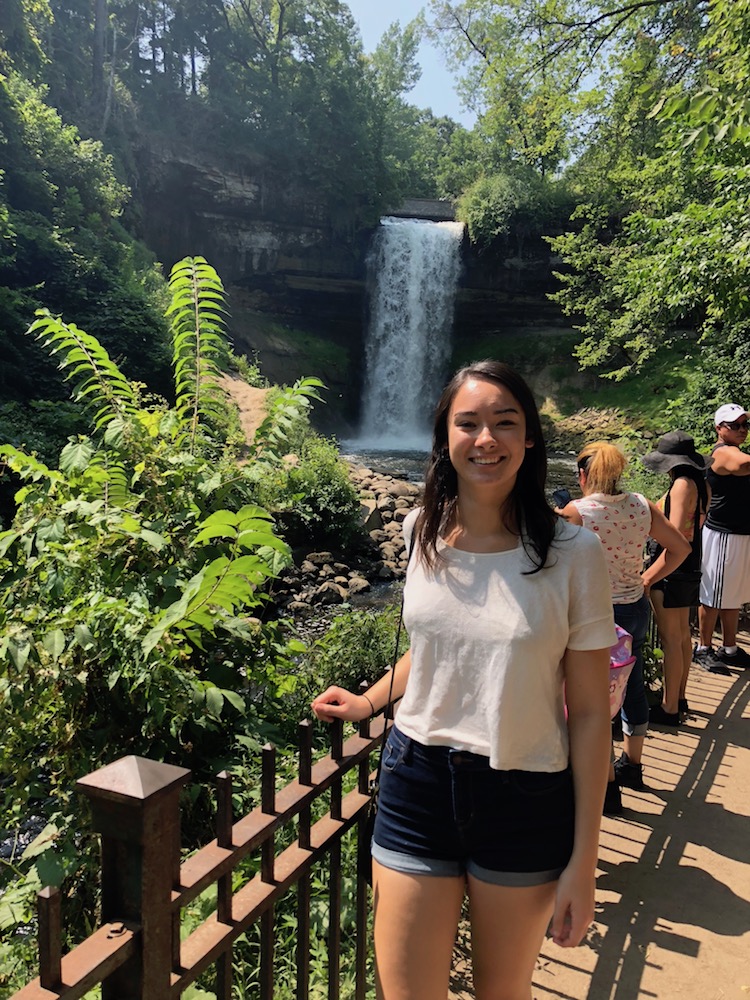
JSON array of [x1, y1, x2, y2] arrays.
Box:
[[136, 148, 575, 431]]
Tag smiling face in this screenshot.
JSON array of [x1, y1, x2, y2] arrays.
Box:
[[447, 377, 534, 497]]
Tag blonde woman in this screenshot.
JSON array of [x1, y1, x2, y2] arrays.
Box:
[[559, 442, 690, 812]]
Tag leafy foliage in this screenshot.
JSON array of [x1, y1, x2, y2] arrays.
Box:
[[249, 435, 361, 550], [0, 257, 326, 982], [0, 68, 172, 412], [548, 0, 750, 431], [168, 256, 231, 452], [251, 378, 325, 464]]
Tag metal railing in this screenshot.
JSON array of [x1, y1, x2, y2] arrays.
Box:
[[11, 712, 386, 1000]]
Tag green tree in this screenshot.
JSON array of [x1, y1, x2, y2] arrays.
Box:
[[427, 0, 598, 177], [0, 69, 172, 410], [0, 0, 52, 74], [549, 0, 750, 430]]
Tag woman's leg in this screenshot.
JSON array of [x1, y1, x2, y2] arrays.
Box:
[[679, 618, 693, 702], [372, 861, 465, 1000], [650, 592, 689, 714], [615, 597, 650, 765], [467, 875, 557, 1000]]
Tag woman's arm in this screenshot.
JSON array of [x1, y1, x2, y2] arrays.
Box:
[[642, 501, 692, 589], [311, 650, 412, 723], [558, 500, 584, 526], [551, 645, 611, 947]]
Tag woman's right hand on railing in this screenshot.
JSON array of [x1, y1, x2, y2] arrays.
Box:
[[311, 686, 372, 723]]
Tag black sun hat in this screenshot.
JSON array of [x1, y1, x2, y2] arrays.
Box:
[[641, 430, 713, 473]]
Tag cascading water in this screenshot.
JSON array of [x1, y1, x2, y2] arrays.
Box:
[[357, 216, 464, 449]]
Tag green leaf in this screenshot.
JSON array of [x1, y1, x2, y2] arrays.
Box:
[[41, 629, 66, 661], [21, 824, 59, 860], [60, 438, 95, 473], [9, 637, 31, 671], [73, 624, 95, 650], [222, 689, 245, 714], [138, 529, 167, 551], [205, 686, 224, 718]]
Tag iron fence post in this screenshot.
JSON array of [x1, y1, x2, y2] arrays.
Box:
[[77, 755, 191, 1000]]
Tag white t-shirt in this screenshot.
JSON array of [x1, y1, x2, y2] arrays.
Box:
[[570, 492, 651, 603], [395, 510, 616, 772]]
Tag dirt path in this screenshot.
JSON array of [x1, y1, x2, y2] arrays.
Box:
[[219, 374, 270, 449], [450, 641, 750, 1000]]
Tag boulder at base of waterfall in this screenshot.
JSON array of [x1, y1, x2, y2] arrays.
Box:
[[360, 499, 383, 533], [287, 600, 312, 613], [315, 581, 348, 604], [307, 552, 334, 566]]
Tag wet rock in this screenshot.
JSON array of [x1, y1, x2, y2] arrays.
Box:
[[307, 551, 334, 566], [315, 581, 348, 604], [360, 498, 383, 533], [288, 600, 312, 613]]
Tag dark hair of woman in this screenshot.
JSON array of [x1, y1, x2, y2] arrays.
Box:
[[671, 463, 709, 514], [416, 360, 556, 573]]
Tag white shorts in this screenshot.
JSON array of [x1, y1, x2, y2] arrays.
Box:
[[700, 526, 750, 609]]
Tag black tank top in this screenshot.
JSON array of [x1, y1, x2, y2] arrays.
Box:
[[706, 444, 750, 534]]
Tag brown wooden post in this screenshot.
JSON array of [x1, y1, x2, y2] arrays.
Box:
[[38, 886, 62, 990], [77, 756, 191, 1000]]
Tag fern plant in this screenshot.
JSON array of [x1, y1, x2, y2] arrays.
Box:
[[167, 256, 231, 454], [0, 257, 333, 962], [29, 312, 139, 432]]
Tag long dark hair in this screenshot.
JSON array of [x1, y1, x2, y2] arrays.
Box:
[[416, 360, 556, 573]]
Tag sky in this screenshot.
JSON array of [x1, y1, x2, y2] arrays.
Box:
[[345, 0, 477, 127]]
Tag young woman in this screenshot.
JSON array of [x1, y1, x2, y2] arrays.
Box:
[[312, 362, 616, 1000], [641, 431, 712, 723], [559, 443, 690, 811]]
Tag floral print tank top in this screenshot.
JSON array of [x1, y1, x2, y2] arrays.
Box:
[[571, 492, 651, 604]]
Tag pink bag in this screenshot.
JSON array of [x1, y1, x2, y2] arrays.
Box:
[[609, 625, 636, 719]]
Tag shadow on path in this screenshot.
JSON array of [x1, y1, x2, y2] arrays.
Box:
[[450, 660, 750, 1000]]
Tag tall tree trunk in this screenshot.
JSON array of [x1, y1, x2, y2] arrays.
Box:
[[102, 18, 117, 136], [92, 0, 107, 105]]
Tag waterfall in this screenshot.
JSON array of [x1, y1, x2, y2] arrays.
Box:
[[358, 216, 464, 448]]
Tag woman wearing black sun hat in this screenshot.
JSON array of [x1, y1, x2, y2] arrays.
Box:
[[641, 431, 713, 725]]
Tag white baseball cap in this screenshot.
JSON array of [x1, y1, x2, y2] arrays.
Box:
[[715, 403, 748, 425]]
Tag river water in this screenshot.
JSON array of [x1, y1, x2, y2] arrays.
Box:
[[341, 445, 578, 497]]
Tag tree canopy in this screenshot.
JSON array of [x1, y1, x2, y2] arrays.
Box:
[[423, 0, 750, 432]]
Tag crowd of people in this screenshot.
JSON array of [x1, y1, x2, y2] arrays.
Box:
[[310, 363, 748, 1000], [556, 405, 750, 813]]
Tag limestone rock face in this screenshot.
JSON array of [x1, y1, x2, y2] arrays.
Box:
[[135, 147, 572, 433]]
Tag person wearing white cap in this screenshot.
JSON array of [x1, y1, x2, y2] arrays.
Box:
[[693, 404, 750, 672]]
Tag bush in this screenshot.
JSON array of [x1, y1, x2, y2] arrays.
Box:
[[304, 605, 406, 693], [0, 258, 323, 985], [251, 435, 361, 550]]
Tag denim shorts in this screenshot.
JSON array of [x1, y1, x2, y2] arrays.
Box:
[[614, 595, 650, 737], [371, 727, 575, 886]]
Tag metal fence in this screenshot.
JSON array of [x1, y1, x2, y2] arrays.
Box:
[[11, 713, 386, 1000]]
